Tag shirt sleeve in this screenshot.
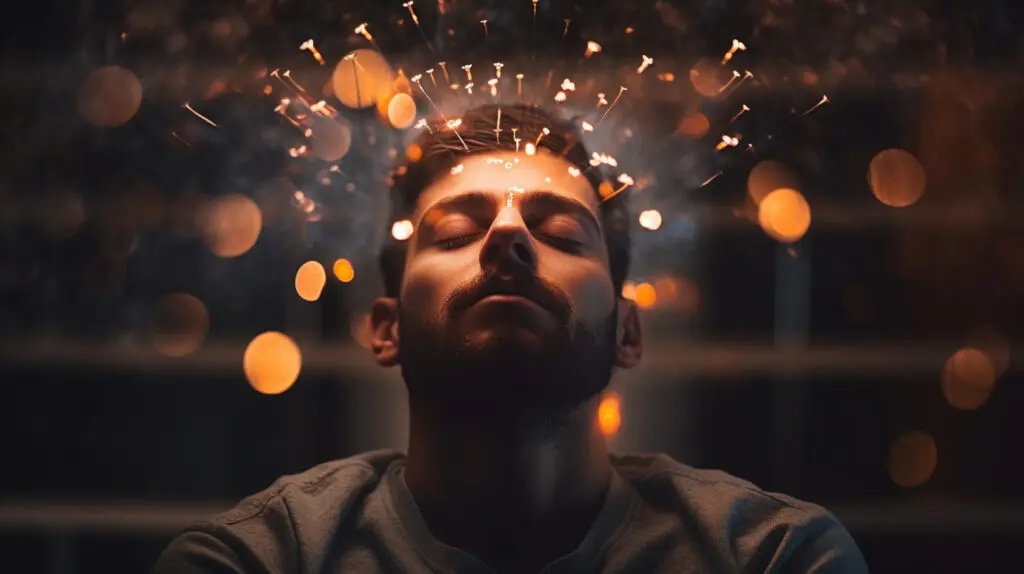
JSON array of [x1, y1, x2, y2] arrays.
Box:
[[151, 530, 248, 574], [772, 514, 870, 573]]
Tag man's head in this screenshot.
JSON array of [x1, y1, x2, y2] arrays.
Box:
[[370, 103, 642, 428]]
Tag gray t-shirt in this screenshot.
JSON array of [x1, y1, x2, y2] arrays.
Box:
[[152, 450, 868, 573]]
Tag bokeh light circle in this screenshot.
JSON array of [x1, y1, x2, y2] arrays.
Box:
[[941, 347, 996, 410], [758, 188, 811, 243], [888, 430, 938, 488], [295, 260, 327, 301], [309, 116, 352, 162], [332, 49, 395, 109], [332, 258, 355, 283], [243, 331, 302, 395], [151, 293, 209, 357], [391, 219, 414, 241], [387, 93, 418, 129], [748, 160, 800, 205], [78, 66, 143, 127], [638, 209, 662, 230], [868, 149, 927, 207], [689, 58, 731, 97], [199, 194, 263, 257], [597, 392, 622, 436]]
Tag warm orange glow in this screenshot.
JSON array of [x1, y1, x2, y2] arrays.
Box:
[[309, 117, 352, 162], [392, 219, 415, 241], [868, 148, 926, 207], [621, 280, 637, 301], [598, 181, 614, 199], [689, 58, 730, 97], [634, 282, 657, 309], [79, 66, 143, 127], [406, 144, 423, 162], [332, 49, 395, 109], [888, 430, 938, 488], [243, 331, 302, 395], [332, 258, 355, 283], [638, 209, 662, 230], [387, 93, 417, 129], [295, 260, 327, 301], [597, 392, 622, 436], [151, 293, 209, 357], [941, 347, 996, 410], [199, 194, 263, 257], [758, 188, 811, 243], [748, 160, 799, 205], [676, 113, 710, 139]]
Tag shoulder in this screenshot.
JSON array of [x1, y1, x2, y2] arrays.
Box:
[[153, 450, 405, 573], [612, 452, 868, 572]]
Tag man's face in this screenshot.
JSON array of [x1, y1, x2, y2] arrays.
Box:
[[392, 150, 620, 421]]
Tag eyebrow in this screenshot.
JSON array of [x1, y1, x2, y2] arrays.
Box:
[[417, 190, 602, 235]]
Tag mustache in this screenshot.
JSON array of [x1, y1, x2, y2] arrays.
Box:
[[446, 272, 573, 320]]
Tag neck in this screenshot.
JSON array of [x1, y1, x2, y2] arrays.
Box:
[[403, 391, 612, 567]]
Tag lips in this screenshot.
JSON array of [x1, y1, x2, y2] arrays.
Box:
[[475, 293, 545, 311]]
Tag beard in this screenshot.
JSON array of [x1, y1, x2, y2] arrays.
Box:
[[397, 273, 618, 435]]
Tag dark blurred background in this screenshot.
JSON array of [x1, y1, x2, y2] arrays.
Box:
[[1, 0, 1023, 572]]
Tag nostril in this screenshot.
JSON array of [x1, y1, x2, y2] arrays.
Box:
[[512, 243, 533, 265]]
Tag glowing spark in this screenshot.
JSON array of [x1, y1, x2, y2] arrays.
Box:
[[488, 78, 498, 97], [554, 91, 567, 102], [505, 189, 515, 207], [581, 121, 594, 132], [597, 86, 626, 125], [516, 73, 524, 99], [288, 144, 308, 157], [637, 55, 654, 74], [281, 70, 309, 94], [170, 131, 192, 147], [584, 41, 602, 58], [716, 70, 741, 95], [701, 171, 723, 187], [438, 62, 450, 83], [414, 118, 432, 132], [354, 23, 374, 43], [451, 164, 464, 175], [402, 1, 418, 24], [568, 166, 581, 177], [533, 127, 550, 146], [596, 93, 609, 108], [412, 75, 467, 149], [560, 78, 576, 91], [800, 95, 830, 117], [657, 72, 675, 82], [603, 173, 634, 202], [532, 0, 538, 22], [462, 64, 473, 82], [426, 68, 436, 85], [183, 102, 217, 127], [299, 39, 325, 65], [722, 39, 747, 65], [304, 128, 313, 137], [563, 19, 571, 39], [446, 118, 462, 130], [525, 143, 536, 156], [590, 152, 618, 167], [730, 104, 750, 122], [625, 26, 634, 34], [511, 128, 519, 152], [480, 20, 489, 37], [465, 82, 474, 94], [493, 62, 504, 79], [715, 134, 741, 151]]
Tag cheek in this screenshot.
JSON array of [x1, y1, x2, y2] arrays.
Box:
[[401, 251, 478, 311], [539, 257, 615, 316]]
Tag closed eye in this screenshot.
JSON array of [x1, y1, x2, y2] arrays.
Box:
[[436, 233, 484, 250]]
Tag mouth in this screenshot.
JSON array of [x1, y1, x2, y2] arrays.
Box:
[[474, 293, 546, 312]]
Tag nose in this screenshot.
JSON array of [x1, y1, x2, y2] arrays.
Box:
[[479, 205, 537, 276]]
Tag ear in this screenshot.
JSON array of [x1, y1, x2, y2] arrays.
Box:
[[615, 298, 642, 369], [370, 297, 401, 367]]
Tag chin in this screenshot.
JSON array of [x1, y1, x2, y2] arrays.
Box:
[[461, 326, 549, 356]]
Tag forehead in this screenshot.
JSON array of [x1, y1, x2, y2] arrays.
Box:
[[413, 151, 599, 218]]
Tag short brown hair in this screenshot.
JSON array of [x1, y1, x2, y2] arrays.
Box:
[[379, 103, 631, 298]]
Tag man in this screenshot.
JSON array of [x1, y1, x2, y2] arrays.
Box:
[[154, 103, 868, 573]]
